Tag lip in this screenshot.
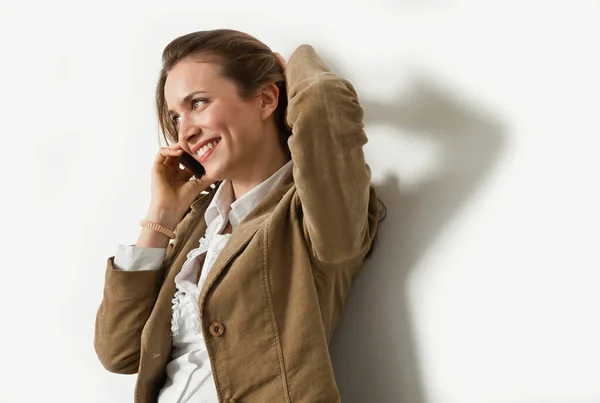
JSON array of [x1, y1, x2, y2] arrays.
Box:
[[191, 137, 221, 154], [198, 142, 219, 163]]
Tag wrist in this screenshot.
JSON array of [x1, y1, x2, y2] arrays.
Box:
[[145, 206, 184, 230]]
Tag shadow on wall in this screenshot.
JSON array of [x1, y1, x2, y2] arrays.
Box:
[[328, 72, 506, 403]]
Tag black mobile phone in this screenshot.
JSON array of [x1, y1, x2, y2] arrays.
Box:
[[178, 151, 205, 179]]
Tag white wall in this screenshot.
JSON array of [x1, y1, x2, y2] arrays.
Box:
[[1, 1, 598, 402]]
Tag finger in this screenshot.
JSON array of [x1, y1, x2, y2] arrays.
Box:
[[168, 142, 184, 151], [155, 147, 183, 166], [184, 176, 217, 196], [167, 143, 190, 168], [193, 176, 217, 192], [176, 165, 194, 182]]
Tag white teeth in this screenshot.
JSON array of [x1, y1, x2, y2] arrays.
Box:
[[197, 140, 219, 157]]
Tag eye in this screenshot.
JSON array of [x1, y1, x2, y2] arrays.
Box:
[[170, 98, 208, 126], [192, 98, 209, 110]]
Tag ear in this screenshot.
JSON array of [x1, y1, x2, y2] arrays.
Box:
[[258, 83, 279, 121]]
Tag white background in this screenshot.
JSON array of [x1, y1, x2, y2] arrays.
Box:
[[0, 1, 599, 402]]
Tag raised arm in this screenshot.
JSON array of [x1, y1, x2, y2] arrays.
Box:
[[285, 44, 377, 264]]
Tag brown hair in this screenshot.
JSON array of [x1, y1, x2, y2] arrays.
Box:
[[155, 29, 291, 154]]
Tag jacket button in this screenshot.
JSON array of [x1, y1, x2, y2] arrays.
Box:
[[209, 322, 225, 337]]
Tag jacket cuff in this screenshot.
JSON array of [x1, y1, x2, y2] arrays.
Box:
[[104, 256, 166, 298]]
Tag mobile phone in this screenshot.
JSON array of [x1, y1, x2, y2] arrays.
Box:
[[178, 151, 205, 179]]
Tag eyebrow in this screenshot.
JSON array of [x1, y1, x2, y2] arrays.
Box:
[[168, 91, 207, 116]]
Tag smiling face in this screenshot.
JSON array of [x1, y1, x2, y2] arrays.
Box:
[[164, 57, 269, 182]]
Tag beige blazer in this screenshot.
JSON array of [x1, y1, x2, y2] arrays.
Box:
[[95, 44, 380, 403]]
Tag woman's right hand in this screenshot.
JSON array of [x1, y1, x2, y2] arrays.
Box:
[[147, 143, 215, 227]]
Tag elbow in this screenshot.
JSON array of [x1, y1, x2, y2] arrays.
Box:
[[95, 348, 140, 375], [94, 334, 140, 374], [312, 73, 360, 105], [288, 72, 362, 120]]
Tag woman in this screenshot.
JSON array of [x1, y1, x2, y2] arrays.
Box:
[[95, 29, 380, 403]]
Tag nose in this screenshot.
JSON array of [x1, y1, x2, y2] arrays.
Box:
[[178, 116, 201, 151]]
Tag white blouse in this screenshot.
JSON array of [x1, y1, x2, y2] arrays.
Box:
[[113, 160, 293, 403]]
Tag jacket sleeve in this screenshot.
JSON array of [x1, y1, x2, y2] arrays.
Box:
[[286, 44, 377, 263], [93, 242, 172, 374], [94, 187, 216, 374]]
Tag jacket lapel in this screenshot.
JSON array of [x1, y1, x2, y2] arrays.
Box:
[[198, 170, 295, 313], [142, 169, 293, 359]]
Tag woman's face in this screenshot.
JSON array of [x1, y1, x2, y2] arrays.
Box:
[[164, 57, 267, 181]]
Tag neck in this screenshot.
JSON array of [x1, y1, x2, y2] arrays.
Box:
[[230, 133, 290, 201]]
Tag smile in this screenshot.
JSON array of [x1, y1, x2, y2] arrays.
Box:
[[196, 139, 220, 162]]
